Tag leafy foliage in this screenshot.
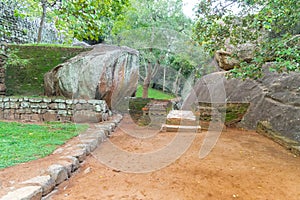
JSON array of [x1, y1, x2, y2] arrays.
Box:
[[55, 0, 129, 42], [0, 0, 129, 43], [1, 49, 30, 69], [193, 0, 300, 79], [112, 0, 191, 35], [168, 53, 197, 78], [110, 0, 208, 97]]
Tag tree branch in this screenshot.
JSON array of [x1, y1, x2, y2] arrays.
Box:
[[139, 74, 145, 81]]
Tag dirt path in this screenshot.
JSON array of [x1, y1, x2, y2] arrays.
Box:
[[48, 116, 300, 200]]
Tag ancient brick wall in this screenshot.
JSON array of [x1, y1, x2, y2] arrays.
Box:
[[0, 97, 111, 123]]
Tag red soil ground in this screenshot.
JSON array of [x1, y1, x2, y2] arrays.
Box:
[[47, 116, 300, 200], [1, 115, 299, 200]]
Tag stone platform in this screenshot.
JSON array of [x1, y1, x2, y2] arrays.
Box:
[[161, 110, 201, 132], [161, 124, 201, 132]]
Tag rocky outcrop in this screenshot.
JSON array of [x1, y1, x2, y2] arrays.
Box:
[[215, 43, 255, 70], [185, 65, 300, 143], [44, 44, 139, 108], [215, 50, 239, 70]]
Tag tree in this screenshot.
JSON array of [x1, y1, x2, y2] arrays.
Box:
[[55, 0, 130, 43], [193, 0, 300, 79], [37, 0, 60, 43], [1, 0, 129, 43], [111, 0, 201, 98], [1, 0, 59, 43]]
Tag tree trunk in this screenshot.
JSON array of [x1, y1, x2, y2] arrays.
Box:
[[163, 65, 166, 92], [173, 67, 182, 95], [37, 1, 47, 43], [142, 61, 152, 98]]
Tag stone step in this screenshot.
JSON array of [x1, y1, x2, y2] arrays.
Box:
[[166, 110, 198, 126], [161, 124, 201, 132], [166, 119, 199, 126], [200, 121, 226, 131]]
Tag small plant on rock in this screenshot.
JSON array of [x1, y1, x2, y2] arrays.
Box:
[[2, 48, 31, 69]]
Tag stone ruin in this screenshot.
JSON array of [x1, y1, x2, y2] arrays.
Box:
[[0, 2, 64, 44], [161, 110, 201, 132], [0, 97, 110, 123], [185, 66, 300, 154]]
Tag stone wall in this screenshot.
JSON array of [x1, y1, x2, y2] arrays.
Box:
[[0, 2, 63, 46], [0, 97, 111, 123], [0, 66, 5, 95], [0, 53, 5, 95]]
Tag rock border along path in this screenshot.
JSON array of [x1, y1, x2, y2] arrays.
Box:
[[0, 114, 123, 200]]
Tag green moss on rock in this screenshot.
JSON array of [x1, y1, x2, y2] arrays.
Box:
[[5, 45, 91, 96]]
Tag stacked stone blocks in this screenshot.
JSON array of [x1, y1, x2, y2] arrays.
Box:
[[0, 97, 110, 123], [0, 2, 63, 46], [0, 66, 5, 96]]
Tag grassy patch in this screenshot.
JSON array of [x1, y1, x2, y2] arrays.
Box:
[[5, 45, 91, 96], [18, 43, 86, 48], [136, 85, 175, 100], [0, 121, 88, 169]]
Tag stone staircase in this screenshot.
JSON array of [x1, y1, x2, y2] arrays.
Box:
[[142, 100, 171, 116], [136, 99, 171, 127]]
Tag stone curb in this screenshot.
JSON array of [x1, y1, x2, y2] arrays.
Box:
[[0, 114, 123, 200]]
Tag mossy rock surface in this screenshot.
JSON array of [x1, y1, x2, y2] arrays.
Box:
[[224, 103, 250, 125], [195, 102, 250, 126]]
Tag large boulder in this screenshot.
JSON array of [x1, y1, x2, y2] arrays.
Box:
[[184, 65, 300, 143], [44, 44, 139, 108]]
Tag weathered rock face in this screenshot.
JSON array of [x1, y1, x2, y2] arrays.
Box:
[[215, 43, 255, 71], [185, 66, 300, 143], [215, 50, 239, 71], [44, 44, 139, 108]]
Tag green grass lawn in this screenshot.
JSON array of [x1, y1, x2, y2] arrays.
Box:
[[0, 121, 88, 169], [136, 85, 175, 100], [18, 43, 86, 48]]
